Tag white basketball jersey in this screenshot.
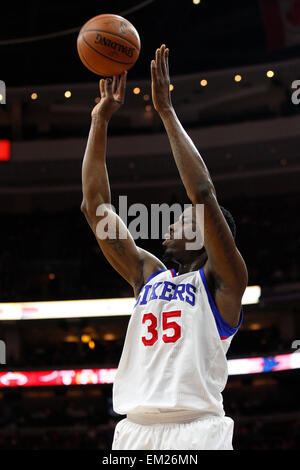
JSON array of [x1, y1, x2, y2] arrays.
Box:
[[113, 267, 243, 417]]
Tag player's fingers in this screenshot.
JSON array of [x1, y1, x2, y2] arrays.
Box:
[[104, 77, 113, 96], [100, 79, 105, 97], [161, 45, 168, 77], [119, 71, 127, 93], [165, 48, 170, 76], [160, 44, 166, 72], [155, 48, 162, 76], [112, 76, 118, 94], [151, 59, 157, 83], [118, 71, 127, 101]]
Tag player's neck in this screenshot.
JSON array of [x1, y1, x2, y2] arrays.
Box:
[[177, 254, 207, 275]]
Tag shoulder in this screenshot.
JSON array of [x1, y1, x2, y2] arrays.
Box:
[[202, 262, 244, 329], [134, 248, 166, 297]]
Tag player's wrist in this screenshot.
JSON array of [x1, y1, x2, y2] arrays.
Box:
[[158, 106, 175, 120], [91, 113, 110, 126]]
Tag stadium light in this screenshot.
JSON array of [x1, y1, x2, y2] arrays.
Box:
[[81, 334, 91, 343], [241, 285, 261, 305], [0, 140, 10, 161]]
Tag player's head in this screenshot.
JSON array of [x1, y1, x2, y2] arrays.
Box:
[[162, 205, 236, 265]]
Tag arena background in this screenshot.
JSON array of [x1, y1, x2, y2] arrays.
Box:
[[0, 0, 300, 451]]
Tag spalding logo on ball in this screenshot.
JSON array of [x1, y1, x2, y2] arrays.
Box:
[[77, 13, 141, 76]]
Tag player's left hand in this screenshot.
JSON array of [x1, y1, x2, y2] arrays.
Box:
[[151, 44, 173, 115], [91, 71, 127, 121]]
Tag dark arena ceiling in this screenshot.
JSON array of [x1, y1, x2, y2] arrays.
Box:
[[1, 0, 298, 87]]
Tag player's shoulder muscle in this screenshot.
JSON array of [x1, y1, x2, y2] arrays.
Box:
[[135, 248, 166, 296]]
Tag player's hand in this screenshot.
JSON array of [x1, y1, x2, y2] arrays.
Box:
[[91, 71, 127, 121], [151, 44, 173, 115]]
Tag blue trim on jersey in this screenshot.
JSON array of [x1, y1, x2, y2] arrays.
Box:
[[199, 267, 243, 338], [171, 268, 177, 277], [145, 269, 167, 285]]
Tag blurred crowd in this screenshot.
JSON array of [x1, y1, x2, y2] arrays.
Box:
[[0, 373, 299, 450], [20, 338, 124, 369], [233, 418, 300, 450], [0, 427, 113, 450]]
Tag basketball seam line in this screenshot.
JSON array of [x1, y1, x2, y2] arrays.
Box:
[[80, 29, 140, 50], [81, 35, 135, 66]]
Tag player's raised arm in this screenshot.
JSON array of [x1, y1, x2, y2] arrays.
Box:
[[81, 73, 164, 295], [151, 44, 248, 326]]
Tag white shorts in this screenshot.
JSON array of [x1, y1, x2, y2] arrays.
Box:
[[112, 413, 234, 450]]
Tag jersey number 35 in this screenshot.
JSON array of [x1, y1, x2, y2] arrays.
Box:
[[142, 310, 181, 346]]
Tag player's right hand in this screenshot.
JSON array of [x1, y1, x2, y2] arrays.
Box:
[[91, 71, 127, 121], [151, 44, 172, 115]]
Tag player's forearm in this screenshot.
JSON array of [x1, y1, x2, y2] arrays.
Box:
[[81, 115, 111, 211], [160, 108, 216, 203]]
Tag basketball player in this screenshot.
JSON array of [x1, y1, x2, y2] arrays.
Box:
[[81, 44, 248, 450]]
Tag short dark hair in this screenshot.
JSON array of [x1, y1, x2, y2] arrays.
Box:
[[219, 206, 236, 239]]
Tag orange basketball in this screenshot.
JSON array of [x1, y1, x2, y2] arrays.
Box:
[[77, 13, 141, 76]]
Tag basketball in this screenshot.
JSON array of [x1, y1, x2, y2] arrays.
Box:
[[77, 14, 141, 76]]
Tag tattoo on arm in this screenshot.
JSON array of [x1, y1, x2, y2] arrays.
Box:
[[107, 238, 126, 255]]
